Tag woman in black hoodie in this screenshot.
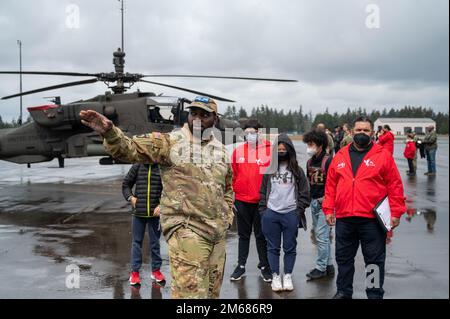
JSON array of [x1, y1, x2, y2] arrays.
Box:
[[259, 134, 310, 292]]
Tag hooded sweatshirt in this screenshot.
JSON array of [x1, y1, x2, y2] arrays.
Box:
[[259, 134, 311, 229]]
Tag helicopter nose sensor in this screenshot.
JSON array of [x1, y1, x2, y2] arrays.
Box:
[[104, 106, 117, 119]]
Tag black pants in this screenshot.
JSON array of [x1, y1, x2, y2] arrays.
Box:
[[235, 200, 269, 268], [335, 217, 387, 299], [407, 159, 415, 174]]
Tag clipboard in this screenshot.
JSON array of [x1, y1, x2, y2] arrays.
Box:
[[373, 196, 392, 232]]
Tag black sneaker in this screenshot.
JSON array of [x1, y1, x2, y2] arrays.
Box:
[[230, 265, 245, 281], [326, 265, 335, 276], [306, 268, 327, 280], [260, 266, 273, 282], [332, 292, 352, 299]]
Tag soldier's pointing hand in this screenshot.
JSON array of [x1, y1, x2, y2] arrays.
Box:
[[80, 110, 113, 135]]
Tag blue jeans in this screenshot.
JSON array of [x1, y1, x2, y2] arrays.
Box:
[[261, 208, 299, 275], [425, 148, 437, 173], [311, 199, 333, 272], [131, 216, 162, 272]]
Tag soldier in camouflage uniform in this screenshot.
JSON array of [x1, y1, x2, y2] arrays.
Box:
[[340, 123, 353, 149], [316, 123, 334, 155], [80, 96, 234, 299]]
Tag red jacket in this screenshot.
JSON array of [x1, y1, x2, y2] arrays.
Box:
[[232, 140, 272, 203], [378, 131, 394, 154], [403, 140, 416, 159], [322, 143, 406, 219]]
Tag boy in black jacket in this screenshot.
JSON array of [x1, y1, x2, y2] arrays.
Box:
[[122, 164, 165, 286], [303, 130, 335, 280]]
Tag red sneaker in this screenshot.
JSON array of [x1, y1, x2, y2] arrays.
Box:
[[151, 269, 165, 282], [129, 271, 141, 286]]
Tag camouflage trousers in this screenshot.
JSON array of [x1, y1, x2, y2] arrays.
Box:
[[167, 227, 226, 299]]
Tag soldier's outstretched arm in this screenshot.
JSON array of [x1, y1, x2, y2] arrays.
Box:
[[80, 110, 171, 165]]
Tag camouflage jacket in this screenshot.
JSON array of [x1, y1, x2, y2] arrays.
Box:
[[340, 132, 353, 148], [103, 124, 234, 243], [326, 133, 334, 155], [423, 131, 438, 150]]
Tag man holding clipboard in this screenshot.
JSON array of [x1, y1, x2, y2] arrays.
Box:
[[322, 116, 406, 299]]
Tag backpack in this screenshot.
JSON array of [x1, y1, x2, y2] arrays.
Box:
[[307, 154, 331, 178]]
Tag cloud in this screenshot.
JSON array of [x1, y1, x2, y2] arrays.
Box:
[[0, 0, 448, 121]]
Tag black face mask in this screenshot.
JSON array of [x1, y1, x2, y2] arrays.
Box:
[[278, 151, 289, 161], [353, 133, 371, 148]]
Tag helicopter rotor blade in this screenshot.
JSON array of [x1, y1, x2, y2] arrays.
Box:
[[138, 79, 235, 102], [0, 71, 99, 77], [141, 74, 298, 82], [1, 78, 99, 100]]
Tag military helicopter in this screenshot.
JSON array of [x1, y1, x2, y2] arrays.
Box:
[[0, 2, 297, 168]]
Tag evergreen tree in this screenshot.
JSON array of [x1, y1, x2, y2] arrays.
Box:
[[221, 104, 447, 134], [238, 107, 248, 119]]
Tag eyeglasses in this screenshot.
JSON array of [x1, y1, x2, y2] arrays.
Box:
[[194, 96, 211, 103]]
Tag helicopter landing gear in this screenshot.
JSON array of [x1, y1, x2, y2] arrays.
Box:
[[58, 156, 65, 168]]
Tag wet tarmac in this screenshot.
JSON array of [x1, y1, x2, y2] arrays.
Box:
[[0, 139, 448, 299]]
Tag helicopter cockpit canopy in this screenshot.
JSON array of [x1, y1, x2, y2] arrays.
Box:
[[146, 96, 188, 127]]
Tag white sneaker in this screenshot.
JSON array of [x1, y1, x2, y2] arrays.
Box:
[[271, 273, 283, 292], [283, 273, 294, 291]]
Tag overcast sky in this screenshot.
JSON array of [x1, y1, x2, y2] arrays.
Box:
[[0, 0, 448, 121]]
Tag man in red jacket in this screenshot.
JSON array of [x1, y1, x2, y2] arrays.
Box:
[[323, 116, 406, 299], [230, 119, 273, 282]]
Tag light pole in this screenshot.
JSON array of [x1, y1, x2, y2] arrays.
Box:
[[119, 0, 124, 52], [17, 40, 23, 126]]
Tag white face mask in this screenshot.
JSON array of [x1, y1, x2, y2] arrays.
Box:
[[246, 133, 258, 145], [306, 146, 317, 158]]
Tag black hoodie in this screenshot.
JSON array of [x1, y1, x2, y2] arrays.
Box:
[[259, 134, 311, 230]]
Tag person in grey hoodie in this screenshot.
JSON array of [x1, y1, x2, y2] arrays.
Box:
[[259, 134, 310, 292]]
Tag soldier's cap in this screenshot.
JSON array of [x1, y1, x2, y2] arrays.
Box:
[[187, 96, 218, 113]]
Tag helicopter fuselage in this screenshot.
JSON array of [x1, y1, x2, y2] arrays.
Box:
[[0, 91, 240, 167], [0, 92, 182, 165]]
